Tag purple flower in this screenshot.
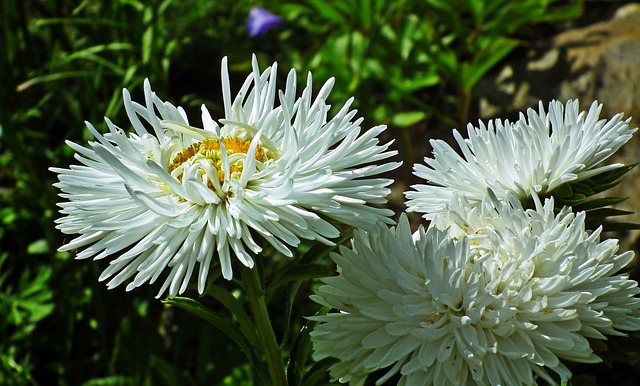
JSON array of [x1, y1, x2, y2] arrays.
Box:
[[247, 7, 283, 37]]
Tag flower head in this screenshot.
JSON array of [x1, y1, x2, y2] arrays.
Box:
[[311, 199, 640, 385], [51, 56, 399, 297], [247, 7, 283, 37], [405, 100, 635, 219]]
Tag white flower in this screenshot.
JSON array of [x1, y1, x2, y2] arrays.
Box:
[[51, 56, 399, 298], [405, 100, 636, 219], [310, 199, 640, 386]]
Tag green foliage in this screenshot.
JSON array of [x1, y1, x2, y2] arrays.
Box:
[[163, 296, 267, 385], [80, 376, 136, 386], [277, 0, 582, 122], [0, 253, 54, 331], [546, 164, 640, 231], [279, 0, 443, 128], [271, 0, 581, 167], [0, 251, 53, 385], [421, 0, 582, 124]]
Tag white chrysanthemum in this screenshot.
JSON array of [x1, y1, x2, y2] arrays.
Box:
[[405, 100, 636, 219], [310, 200, 640, 386], [51, 56, 399, 297]]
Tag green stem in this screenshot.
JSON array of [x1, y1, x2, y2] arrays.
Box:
[[459, 88, 472, 127], [240, 262, 287, 386]]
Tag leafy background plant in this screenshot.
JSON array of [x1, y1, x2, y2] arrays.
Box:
[[1, 0, 638, 385]]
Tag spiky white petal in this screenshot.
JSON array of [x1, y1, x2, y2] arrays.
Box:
[[311, 199, 640, 386], [405, 100, 636, 219], [52, 56, 399, 298]]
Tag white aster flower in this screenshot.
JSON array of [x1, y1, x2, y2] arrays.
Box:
[[310, 199, 640, 386], [405, 100, 636, 219], [51, 56, 399, 298]]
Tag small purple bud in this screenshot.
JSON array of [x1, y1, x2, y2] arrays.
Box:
[[247, 7, 284, 37]]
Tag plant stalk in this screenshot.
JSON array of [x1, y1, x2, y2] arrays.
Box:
[[241, 263, 287, 386]]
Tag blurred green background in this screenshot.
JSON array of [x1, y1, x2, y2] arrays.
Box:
[[3, 0, 638, 385]]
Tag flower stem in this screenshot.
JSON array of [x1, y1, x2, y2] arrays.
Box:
[[240, 262, 287, 386]]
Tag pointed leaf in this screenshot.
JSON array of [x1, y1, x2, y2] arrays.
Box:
[[557, 193, 587, 206], [287, 307, 331, 386], [308, 0, 347, 24], [150, 356, 193, 386], [591, 164, 636, 184], [550, 182, 573, 199], [163, 297, 267, 384], [392, 111, 428, 127], [573, 197, 628, 211], [267, 264, 335, 300], [205, 284, 260, 348], [570, 181, 595, 196], [299, 230, 351, 266], [586, 208, 635, 218], [540, 1, 584, 23], [287, 322, 314, 386], [597, 221, 640, 232], [300, 358, 337, 385]]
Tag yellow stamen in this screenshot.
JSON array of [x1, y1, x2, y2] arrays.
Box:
[[169, 137, 268, 188]]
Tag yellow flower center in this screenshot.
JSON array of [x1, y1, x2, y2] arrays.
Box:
[[168, 137, 269, 187]]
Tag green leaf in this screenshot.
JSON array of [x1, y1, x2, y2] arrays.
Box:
[[358, 0, 372, 29], [163, 297, 267, 385], [300, 357, 337, 385], [288, 306, 331, 385], [27, 239, 49, 255], [423, 0, 456, 13], [468, 0, 485, 24], [266, 264, 335, 302], [399, 16, 419, 60], [570, 181, 595, 196], [586, 208, 635, 218], [286, 322, 313, 386], [81, 375, 136, 386], [541, 1, 583, 22], [141, 7, 155, 65], [5, 265, 55, 326], [392, 111, 428, 127], [222, 363, 254, 386], [308, 0, 347, 24], [204, 284, 259, 349], [16, 71, 94, 92], [591, 180, 623, 195], [435, 49, 459, 84], [273, 232, 350, 348], [582, 204, 640, 232], [549, 182, 573, 199], [590, 164, 636, 185], [464, 37, 518, 91], [50, 42, 134, 66], [299, 230, 352, 267], [150, 356, 194, 386], [573, 197, 628, 211], [596, 221, 640, 232], [558, 193, 587, 206], [399, 74, 440, 92]]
